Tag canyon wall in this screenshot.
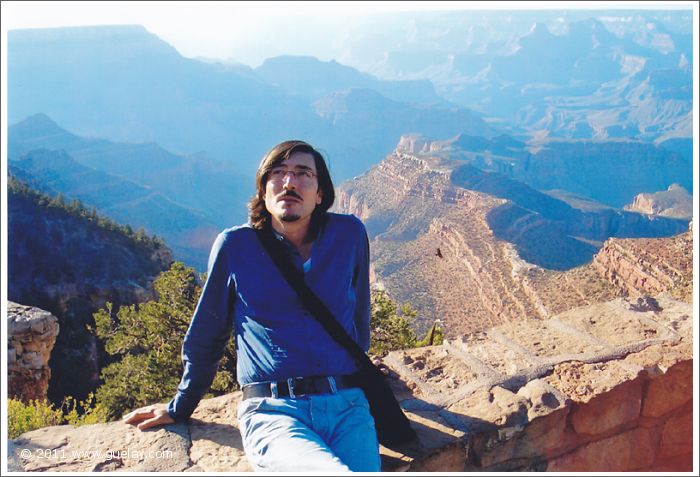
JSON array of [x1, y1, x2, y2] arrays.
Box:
[[8, 182, 173, 403], [335, 148, 691, 336]]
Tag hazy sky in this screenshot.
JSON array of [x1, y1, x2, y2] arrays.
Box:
[[3, 1, 489, 66], [2, 1, 691, 67]]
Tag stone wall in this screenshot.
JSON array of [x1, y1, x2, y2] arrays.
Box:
[[380, 293, 693, 472], [7, 302, 60, 402], [462, 351, 693, 472], [8, 294, 693, 472]]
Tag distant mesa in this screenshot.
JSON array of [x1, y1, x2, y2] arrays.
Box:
[[256, 55, 443, 106], [8, 25, 498, 183], [623, 184, 693, 220]]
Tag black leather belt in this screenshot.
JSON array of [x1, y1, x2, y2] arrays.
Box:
[[242, 374, 359, 400]]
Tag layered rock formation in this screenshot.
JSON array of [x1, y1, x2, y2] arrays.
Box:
[[335, 145, 689, 336], [9, 294, 692, 472], [593, 228, 693, 302], [7, 303, 60, 402], [397, 134, 692, 209], [624, 183, 693, 219]]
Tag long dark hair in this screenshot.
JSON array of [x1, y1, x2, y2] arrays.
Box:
[[248, 140, 335, 236]]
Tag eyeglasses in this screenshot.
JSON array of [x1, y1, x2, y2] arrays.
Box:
[[268, 167, 318, 183]]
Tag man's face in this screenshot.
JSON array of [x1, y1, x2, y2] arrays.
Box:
[[263, 151, 323, 225]]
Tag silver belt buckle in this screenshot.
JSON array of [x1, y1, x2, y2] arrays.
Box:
[[328, 376, 338, 393], [287, 377, 297, 398]]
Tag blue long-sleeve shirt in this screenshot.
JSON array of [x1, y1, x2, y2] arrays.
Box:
[[167, 212, 371, 421]]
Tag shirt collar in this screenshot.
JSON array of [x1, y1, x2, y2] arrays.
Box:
[[269, 218, 325, 245]]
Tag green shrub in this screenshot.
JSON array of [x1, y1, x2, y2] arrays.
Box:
[[61, 393, 107, 426], [7, 399, 63, 439], [7, 394, 106, 439]]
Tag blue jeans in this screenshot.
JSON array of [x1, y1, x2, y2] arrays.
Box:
[[237, 387, 381, 472]]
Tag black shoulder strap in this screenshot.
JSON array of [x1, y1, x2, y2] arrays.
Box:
[[257, 226, 419, 448], [256, 227, 373, 369]]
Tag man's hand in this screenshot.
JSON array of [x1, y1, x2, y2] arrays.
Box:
[[122, 404, 175, 430]]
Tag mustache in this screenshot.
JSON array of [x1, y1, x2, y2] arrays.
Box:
[[279, 191, 302, 201]]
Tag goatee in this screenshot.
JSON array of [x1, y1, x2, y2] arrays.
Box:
[[281, 214, 301, 222]]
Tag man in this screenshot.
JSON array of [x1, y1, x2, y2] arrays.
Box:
[[123, 140, 381, 472]]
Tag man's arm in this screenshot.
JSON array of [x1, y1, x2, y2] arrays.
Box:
[[167, 232, 235, 421], [125, 232, 235, 429]]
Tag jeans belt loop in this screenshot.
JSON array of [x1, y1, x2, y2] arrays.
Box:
[[270, 381, 279, 398], [287, 377, 296, 399], [328, 376, 338, 393]]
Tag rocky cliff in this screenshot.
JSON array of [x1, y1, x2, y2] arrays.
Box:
[[9, 294, 692, 472], [514, 140, 692, 208], [624, 183, 693, 220], [7, 178, 173, 403], [335, 142, 691, 336], [7, 303, 60, 402], [401, 134, 692, 210], [592, 227, 693, 302]]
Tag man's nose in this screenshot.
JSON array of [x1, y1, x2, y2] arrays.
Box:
[[282, 173, 297, 188]]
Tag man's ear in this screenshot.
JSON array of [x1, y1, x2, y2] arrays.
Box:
[[316, 188, 323, 205]]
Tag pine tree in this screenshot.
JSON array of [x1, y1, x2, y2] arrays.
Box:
[[93, 262, 237, 420], [369, 290, 418, 356]]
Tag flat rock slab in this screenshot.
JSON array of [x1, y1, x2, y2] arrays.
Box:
[[188, 393, 251, 471], [11, 422, 191, 472]]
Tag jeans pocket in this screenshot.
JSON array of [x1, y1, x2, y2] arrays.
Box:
[[237, 397, 265, 421], [338, 388, 370, 409]]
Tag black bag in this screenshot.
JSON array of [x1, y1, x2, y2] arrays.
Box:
[[257, 227, 417, 448], [354, 356, 418, 446]]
